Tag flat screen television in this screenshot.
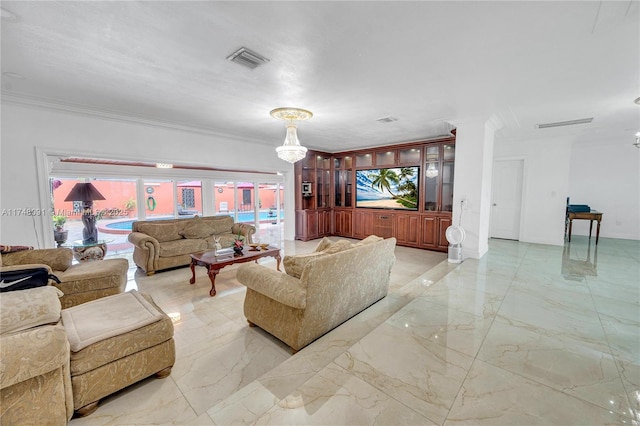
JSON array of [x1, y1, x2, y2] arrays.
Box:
[[355, 167, 419, 210]]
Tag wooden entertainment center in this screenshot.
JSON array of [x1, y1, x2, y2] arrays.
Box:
[[294, 135, 455, 252]]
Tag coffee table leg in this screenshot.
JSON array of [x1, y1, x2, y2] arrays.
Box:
[[189, 260, 196, 284], [275, 254, 282, 271], [207, 266, 219, 297]]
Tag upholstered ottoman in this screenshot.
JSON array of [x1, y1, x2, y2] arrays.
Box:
[[61, 290, 175, 417]]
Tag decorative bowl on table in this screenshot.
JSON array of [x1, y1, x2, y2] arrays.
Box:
[[249, 243, 259, 251], [260, 243, 269, 250]]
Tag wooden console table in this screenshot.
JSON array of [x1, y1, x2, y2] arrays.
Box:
[[566, 211, 603, 244]]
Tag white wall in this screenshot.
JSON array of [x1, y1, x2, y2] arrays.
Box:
[[493, 136, 573, 246], [568, 139, 640, 240], [452, 118, 497, 259], [0, 102, 295, 247]]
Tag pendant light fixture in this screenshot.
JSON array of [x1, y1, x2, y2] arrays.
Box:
[[271, 107, 312, 163], [425, 163, 439, 178]]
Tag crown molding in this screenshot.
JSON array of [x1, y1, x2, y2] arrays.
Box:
[[1, 92, 269, 146]]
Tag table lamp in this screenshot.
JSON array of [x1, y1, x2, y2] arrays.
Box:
[[64, 182, 106, 244]]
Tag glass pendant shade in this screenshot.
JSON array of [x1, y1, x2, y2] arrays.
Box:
[[276, 123, 308, 163], [426, 163, 439, 178], [271, 107, 312, 164]]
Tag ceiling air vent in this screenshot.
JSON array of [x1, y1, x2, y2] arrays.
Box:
[[536, 117, 593, 129], [226, 47, 270, 69], [376, 117, 398, 123]]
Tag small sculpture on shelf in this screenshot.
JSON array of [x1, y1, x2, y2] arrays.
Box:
[[213, 236, 222, 254]]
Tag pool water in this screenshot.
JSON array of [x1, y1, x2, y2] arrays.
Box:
[[103, 211, 284, 232]]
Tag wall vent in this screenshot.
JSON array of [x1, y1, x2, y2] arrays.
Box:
[[226, 47, 270, 69], [376, 116, 398, 123], [536, 117, 593, 129]]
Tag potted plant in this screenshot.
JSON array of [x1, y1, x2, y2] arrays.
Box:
[[124, 197, 136, 217], [53, 214, 68, 247], [233, 231, 245, 256]]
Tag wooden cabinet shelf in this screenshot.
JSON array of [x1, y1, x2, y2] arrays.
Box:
[[334, 209, 353, 237], [295, 150, 332, 240], [295, 138, 455, 251]]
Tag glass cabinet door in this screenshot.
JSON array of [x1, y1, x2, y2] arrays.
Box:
[[443, 144, 455, 161], [334, 156, 353, 208], [375, 150, 396, 166], [345, 171, 352, 207], [343, 156, 353, 169], [424, 146, 440, 211], [323, 170, 330, 207], [399, 148, 421, 164], [441, 163, 454, 212], [442, 144, 455, 211], [334, 170, 343, 206], [356, 153, 373, 167], [316, 170, 323, 208]]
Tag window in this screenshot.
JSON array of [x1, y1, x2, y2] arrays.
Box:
[[242, 189, 251, 206], [182, 188, 195, 208]]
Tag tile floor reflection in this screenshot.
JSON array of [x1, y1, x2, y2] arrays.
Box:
[[70, 236, 639, 425]]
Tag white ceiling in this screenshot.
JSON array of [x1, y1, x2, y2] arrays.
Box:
[[1, 1, 638, 152]]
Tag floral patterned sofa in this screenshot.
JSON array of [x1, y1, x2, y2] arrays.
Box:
[[128, 215, 255, 275], [237, 235, 396, 352]]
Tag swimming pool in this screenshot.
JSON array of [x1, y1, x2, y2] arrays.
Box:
[[103, 211, 284, 232]]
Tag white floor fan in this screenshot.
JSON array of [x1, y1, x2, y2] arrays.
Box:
[[446, 201, 466, 263]]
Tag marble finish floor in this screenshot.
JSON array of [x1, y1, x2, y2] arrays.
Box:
[[70, 236, 639, 425]]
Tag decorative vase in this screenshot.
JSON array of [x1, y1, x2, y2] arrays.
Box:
[[233, 245, 243, 256], [53, 229, 68, 247]]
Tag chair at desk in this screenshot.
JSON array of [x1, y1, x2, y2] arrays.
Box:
[[565, 202, 602, 245]]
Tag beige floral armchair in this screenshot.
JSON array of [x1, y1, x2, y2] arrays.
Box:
[[0, 247, 128, 309]]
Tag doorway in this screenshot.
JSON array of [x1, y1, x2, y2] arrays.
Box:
[[490, 159, 524, 240]]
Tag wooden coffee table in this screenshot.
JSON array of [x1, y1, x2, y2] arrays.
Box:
[[189, 246, 281, 296]]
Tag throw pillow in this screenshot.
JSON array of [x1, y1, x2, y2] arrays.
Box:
[[0, 286, 63, 334], [354, 235, 383, 246], [206, 216, 234, 235], [0, 245, 34, 254], [322, 239, 354, 254], [1, 248, 72, 272], [314, 237, 334, 253], [283, 252, 326, 279], [137, 222, 183, 243], [179, 217, 214, 239]]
